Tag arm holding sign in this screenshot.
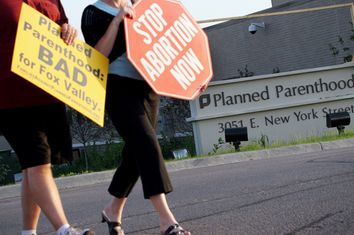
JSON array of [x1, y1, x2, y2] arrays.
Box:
[[95, 6, 135, 57], [81, 1, 191, 235], [82, 4, 128, 62], [61, 23, 78, 45], [56, 0, 78, 45]]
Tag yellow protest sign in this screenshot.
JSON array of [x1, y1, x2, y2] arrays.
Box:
[[11, 3, 108, 126]]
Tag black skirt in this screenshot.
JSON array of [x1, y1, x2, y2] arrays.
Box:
[[0, 103, 72, 169]]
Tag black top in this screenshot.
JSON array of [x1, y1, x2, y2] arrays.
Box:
[[81, 5, 126, 63]]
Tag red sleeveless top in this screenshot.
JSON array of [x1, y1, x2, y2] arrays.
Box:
[[0, 0, 68, 109]]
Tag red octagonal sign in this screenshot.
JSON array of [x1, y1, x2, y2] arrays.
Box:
[[125, 0, 213, 100]]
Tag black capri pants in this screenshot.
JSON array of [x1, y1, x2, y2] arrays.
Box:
[[106, 75, 173, 199], [0, 103, 72, 170]]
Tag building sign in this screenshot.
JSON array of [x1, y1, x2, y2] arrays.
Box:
[[188, 63, 354, 155], [125, 0, 213, 100], [11, 3, 109, 126]]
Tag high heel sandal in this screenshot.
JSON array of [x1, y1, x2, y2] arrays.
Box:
[[161, 224, 191, 235], [101, 211, 125, 235]]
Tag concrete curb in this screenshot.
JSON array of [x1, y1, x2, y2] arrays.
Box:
[[1, 138, 354, 200]]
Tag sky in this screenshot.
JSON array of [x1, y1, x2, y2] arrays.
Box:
[[61, 0, 272, 39]]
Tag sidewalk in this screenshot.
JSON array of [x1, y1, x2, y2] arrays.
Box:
[[1, 138, 354, 200]]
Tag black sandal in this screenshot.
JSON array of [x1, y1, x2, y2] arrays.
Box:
[[161, 224, 191, 235], [101, 211, 125, 235]]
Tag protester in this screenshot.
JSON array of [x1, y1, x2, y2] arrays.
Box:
[[81, 0, 191, 234], [0, 0, 94, 234]]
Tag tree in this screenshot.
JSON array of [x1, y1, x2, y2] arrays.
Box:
[[159, 97, 193, 139], [67, 108, 118, 171], [0, 156, 9, 183]]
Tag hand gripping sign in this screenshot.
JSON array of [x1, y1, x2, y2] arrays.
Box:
[[125, 0, 213, 100]]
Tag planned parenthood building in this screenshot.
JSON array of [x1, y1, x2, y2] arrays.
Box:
[[189, 0, 354, 155]]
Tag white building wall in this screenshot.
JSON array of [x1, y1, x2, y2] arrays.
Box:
[[189, 63, 354, 155]]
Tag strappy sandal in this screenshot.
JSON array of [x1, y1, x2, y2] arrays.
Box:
[[101, 210, 125, 235], [161, 224, 191, 235]]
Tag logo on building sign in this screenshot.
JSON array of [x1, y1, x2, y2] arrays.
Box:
[[125, 0, 213, 100]]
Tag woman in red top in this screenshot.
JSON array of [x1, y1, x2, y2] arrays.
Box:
[[0, 1, 94, 235]]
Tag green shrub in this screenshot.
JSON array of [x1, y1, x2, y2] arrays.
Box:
[[52, 142, 124, 177], [0, 152, 21, 185], [159, 135, 195, 159]]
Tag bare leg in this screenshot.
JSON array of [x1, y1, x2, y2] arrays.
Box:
[[150, 194, 178, 232], [103, 194, 176, 227], [103, 197, 128, 223], [21, 170, 41, 230], [104, 195, 176, 229], [26, 164, 68, 230], [105, 194, 190, 234], [151, 194, 191, 234]]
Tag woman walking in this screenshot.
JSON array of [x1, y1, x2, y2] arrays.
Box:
[[81, 0, 191, 234]]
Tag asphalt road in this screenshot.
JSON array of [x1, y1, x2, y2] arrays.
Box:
[[1, 146, 354, 235]]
